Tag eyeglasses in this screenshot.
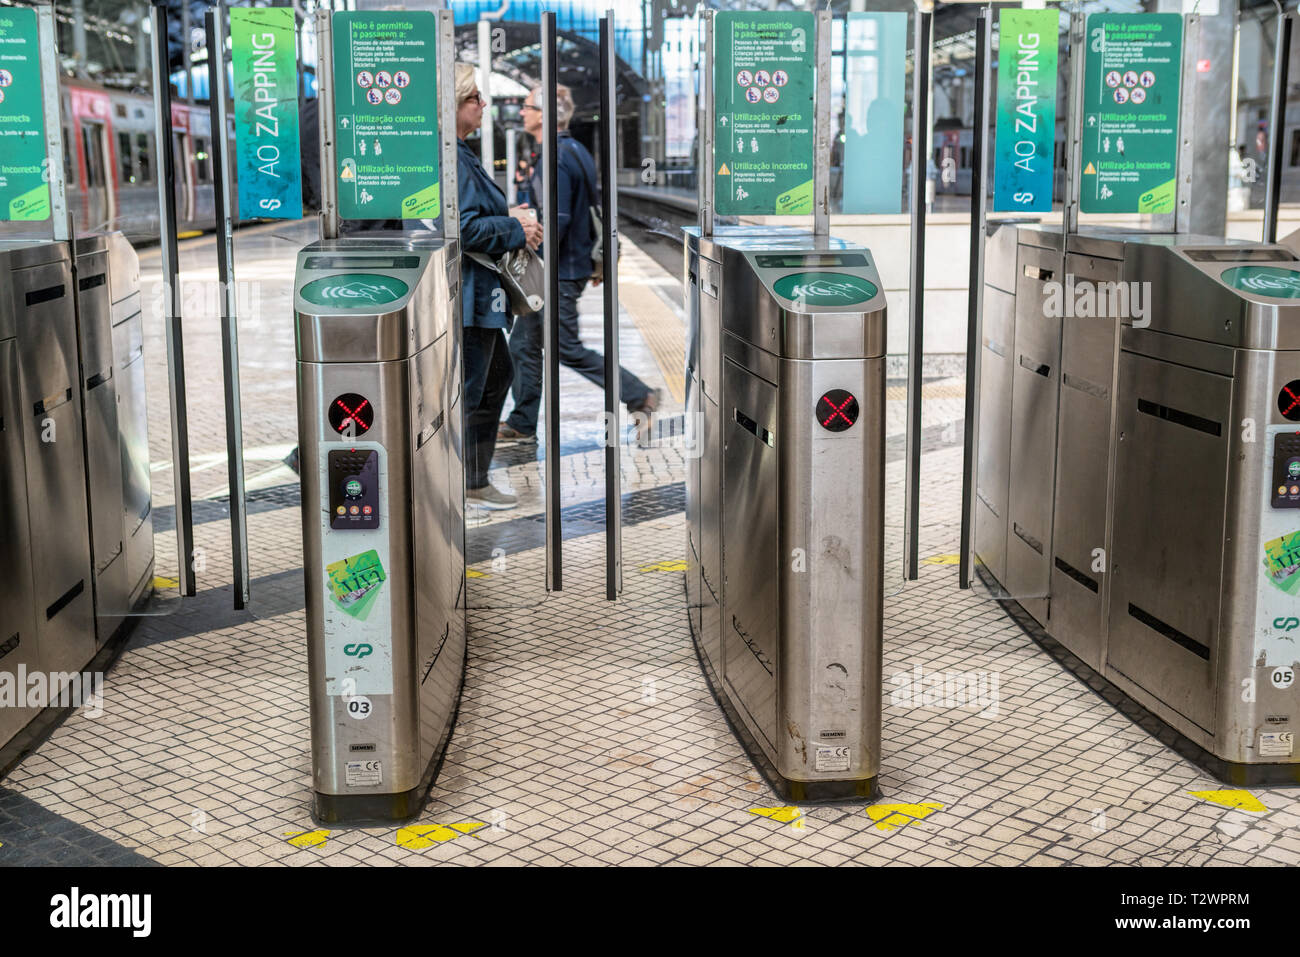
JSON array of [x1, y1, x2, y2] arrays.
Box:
[[520, 104, 540, 112]]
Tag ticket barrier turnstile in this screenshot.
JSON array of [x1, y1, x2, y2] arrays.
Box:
[[0, 233, 154, 762], [976, 222, 1300, 781], [295, 238, 466, 824], [685, 225, 885, 801]]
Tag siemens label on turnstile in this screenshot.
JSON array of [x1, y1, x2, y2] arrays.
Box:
[[0, 8, 50, 221], [333, 11, 441, 221]]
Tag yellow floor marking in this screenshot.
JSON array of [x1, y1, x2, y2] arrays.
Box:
[[866, 802, 944, 832], [619, 278, 686, 405], [639, 559, 687, 572], [921, 554, 961, 566], [283, 829, 330, 848], [748, 806, 805, 828], [465, 569, 489, 579], [152, 576, 180, 589], [1187, 790, 1267, 813], [395, 822, 486, 849], [176, 230, 203, 239]]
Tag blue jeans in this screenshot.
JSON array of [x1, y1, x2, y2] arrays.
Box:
[[505, 278, 651, 436]]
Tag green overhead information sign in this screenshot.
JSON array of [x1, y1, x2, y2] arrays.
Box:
[[714, 10, 815, 216], [333, 11, 440, 221], [0, 7, 50, 221], [1080, 13, 1183, 214]]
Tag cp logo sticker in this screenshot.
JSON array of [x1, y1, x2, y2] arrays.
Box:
[[344, 643, 373, 658], [1273, 617, 1300, 633]]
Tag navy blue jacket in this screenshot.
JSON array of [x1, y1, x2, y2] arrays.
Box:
[[457, 138, 526, 328], [529, 132, 597, 281]]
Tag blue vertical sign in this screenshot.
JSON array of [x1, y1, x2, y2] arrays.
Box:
[[993, 10, 1059, 212], [231, 7, 303, 220], [842, 11, 908, 214]]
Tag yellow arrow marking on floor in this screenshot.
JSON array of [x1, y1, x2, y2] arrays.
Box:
[[465, 569, 489, 579], [152, 576, 180, 589], [748, 806, 805, 828], [283, 829, 330, 849], [921, 554, 961, 566], [1187, 790, 1267, 813], [395, 822, 486, 849], [639, 559, 687, 572], [866, 802, 944, 832]]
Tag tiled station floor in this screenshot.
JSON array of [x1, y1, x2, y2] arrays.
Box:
[[1, 226, 1298, 867]]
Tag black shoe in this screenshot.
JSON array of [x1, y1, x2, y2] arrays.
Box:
[[627, 388, 661, 415]]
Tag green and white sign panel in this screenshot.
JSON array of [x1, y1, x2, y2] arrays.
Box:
[[231, 7, 302, 220], [0, 7, 50, 221], [333, 12, 440, 221], [1221, 266, 1300, 299], [714, 11, 815, 216], [1081, 13, 1183, 214], [993, 9, 1058, 213]]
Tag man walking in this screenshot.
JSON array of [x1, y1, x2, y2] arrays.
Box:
[[499, 83, 659, 442]]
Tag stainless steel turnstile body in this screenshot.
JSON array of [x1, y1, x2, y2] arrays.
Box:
[[0, 233, 155, 760], [105, 233, 154, 615], [0, 241, 95, 688], [295, 238, 466, 823], [74, 235, 128, 643], [685, 225, 885, 801], [976, 223, 1300, 780]]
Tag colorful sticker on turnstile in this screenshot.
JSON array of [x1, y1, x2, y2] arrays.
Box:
[[327, 550, 387, 620], [1263, 531, 1300, 596], [0, 8, 51, 221], [1221, 266, 1300, 299]]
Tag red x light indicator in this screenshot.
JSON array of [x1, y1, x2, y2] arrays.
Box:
[[328, 393, 375, 436], [1280, 381, 1300, 422], [816, 389, 859, 432]]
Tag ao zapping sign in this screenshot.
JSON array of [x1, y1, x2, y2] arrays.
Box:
[[230, 7, 303, 220], [993, 10, 1058, 213]]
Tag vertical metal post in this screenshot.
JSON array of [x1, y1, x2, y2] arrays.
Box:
[[438, 11, 459, 244], [958, 9, 991, 591], [904, 7, 932, 582], [477, 18, 495, 179], [542, 12, 562, 592], [316, 9, 338, 240], [1063, 10, 1085, 240], [699, 11, 714, 237], [36, 3, 70, 242], [1265, 12, 1292, 244], [205, 5, 251, 609], [151, 0, 197, 597], [601, 12, 623, 601], [813, 10, 832, 236]]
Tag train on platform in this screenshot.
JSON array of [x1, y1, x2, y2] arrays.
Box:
[[59, 77, 216, 244]]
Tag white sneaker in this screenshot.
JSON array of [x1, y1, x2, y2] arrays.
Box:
[[467, 484, 518, 510]]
